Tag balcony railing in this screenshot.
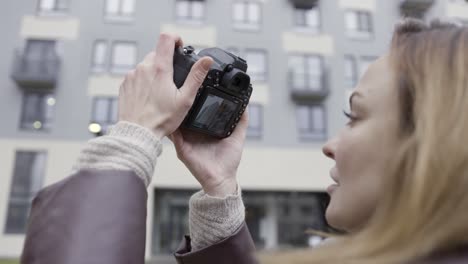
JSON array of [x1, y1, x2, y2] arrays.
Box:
[[288, 71, 329, 102], [11, 51, 61, 90], [399, 0, 435, 18]]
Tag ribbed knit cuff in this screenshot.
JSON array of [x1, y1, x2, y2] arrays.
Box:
[[74, 121, 162, 187], [108, 121, 163, 159], [188, 185, 245, 251]]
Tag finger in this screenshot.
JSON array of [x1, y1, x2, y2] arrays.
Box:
[[134, 52, 156, 77], [154, 33, 182, 74], [141, 51, 156, 67], [180, 57, 213, 104], [231, 109, 249, 140]]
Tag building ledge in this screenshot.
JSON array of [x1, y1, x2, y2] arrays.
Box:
[[20, 15, 80, 40]]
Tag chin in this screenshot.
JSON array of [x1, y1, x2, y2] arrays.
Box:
[[325, 203, 339, 228], [325, 200, 347, 231]]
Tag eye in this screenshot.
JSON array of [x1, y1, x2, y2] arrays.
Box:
[[343, 110, 358, 125]]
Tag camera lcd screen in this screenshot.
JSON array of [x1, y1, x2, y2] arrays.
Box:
[[193, 94, 238, 135]]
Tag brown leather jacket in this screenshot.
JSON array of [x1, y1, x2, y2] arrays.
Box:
[[21, 170, 258, 264], [20, 169, 468, 264]]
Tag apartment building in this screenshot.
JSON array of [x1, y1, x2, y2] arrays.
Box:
[[1, 0, 467, 259]]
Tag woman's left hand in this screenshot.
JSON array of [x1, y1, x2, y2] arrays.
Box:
[[169, 111, 249, 197]]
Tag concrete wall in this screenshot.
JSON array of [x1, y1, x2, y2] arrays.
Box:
[[1, 0, 465, 259]]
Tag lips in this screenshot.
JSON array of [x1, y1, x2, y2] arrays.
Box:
[[330, 168, 340, 185], [327, 184, 339, 194], [327, 168, 340, 195]]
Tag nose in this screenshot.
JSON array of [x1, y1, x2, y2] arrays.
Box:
[[322, 137, 338, 160]]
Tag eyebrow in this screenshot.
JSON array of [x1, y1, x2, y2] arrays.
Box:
[[349, 91, 363, 110]]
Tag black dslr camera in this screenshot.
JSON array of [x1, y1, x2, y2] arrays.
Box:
[[173, 46, 253, 138]]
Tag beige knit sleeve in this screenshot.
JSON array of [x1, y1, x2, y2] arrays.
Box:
[[188, 186, 246, 251], [73, 121, 162, 187], [74, 121, 245, 251]]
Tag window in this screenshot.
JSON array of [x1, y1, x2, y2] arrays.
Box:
[[288, 55, 324, 91], [24, 39, 57, 65], [153, 189, 194, 254], [175, 0, 205, 23], [276, 192, 328, 247], [38, 0, 69, 13], [21, 40, 58, 78], [233, 1, 261, 30], [344, 55, 358, 89], [345, 10, 373, 39], [247, 104, 262, 138], [91, 40, 108, 73], [91, 41, 137, 74], [294, 6, 320, 32], [105, 0, 135, 21], [91, 97, 119, 135], [226, 48, 268, 82], [296, 105, 326, 140], [20, 92, 55, 131], [5, 151, 46, 234], [111, 42, 137, 74], [245, 50, 267, 82]]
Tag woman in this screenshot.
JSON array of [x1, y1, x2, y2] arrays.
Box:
[[21, 19, 468, 263], [260, 19, 468, 263]]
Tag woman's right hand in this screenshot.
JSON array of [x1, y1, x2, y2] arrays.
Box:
[[169, 111, 249, 197], [118, 33, 213, 139]]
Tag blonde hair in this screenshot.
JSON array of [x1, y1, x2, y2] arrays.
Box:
[[260, 19, 468, 264]]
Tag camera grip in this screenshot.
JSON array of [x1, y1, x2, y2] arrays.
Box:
[[173, 47, 197, 88]]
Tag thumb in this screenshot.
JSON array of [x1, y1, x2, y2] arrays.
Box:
[[180, 57, 213, 101]]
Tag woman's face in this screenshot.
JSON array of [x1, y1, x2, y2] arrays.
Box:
[[322, 55, 401, 232]]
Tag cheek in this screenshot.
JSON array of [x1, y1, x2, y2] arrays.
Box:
[[325, 128, 384, 231], [335, 128, 371, 186]]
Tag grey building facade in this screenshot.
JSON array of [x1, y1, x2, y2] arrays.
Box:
[[1, 0, 467, 259]]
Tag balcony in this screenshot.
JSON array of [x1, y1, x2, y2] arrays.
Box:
[[11, 51, 61, 90], [288, 72, 329, 102], [289, 0, 319, 9], [399, 0, 435, 18]]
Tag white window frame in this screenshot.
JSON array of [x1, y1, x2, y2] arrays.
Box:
[[5, 151, 47, 234], [226, 47, 268, 82], [104, 0, 136, 22], [296, 104, 327, 141], [232, 1, 262, 31], [91, 97, 119, 135], [91, 40, 108, 73], [288, 54, 324, 92], [245, 49, 267, 82], [293, 6, 321, 33], [175, 0, 205, 24], [20, 92, 55, 131], [345, 10, 373, 40], [110, 41, 137, 75], [37, 0, 69, 14]]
